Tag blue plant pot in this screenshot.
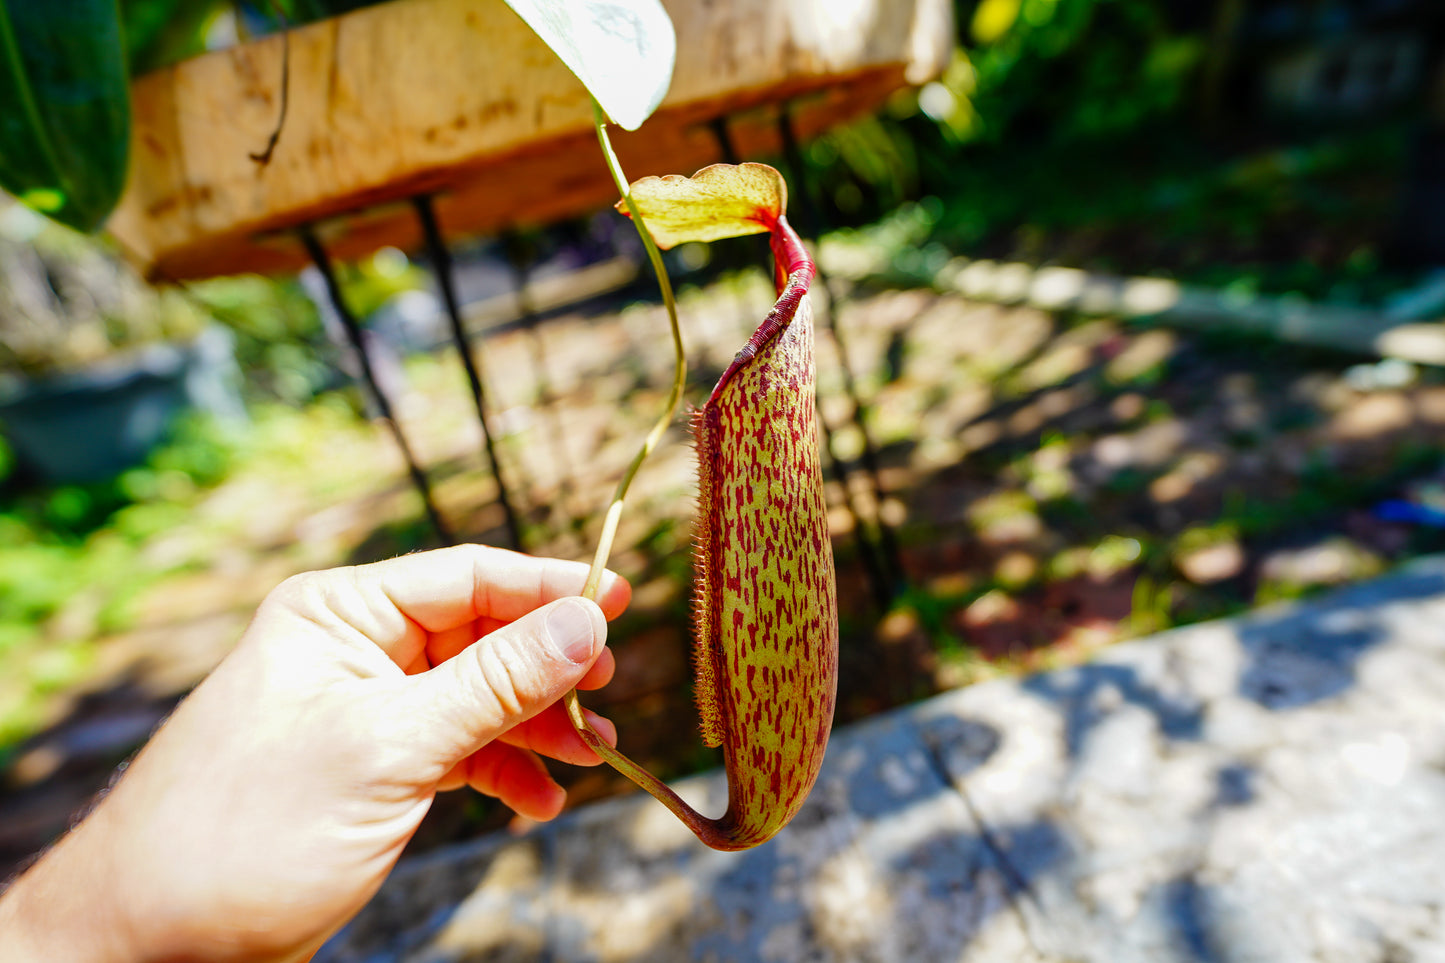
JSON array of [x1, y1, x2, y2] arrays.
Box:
[[0, 326, 244, 484]]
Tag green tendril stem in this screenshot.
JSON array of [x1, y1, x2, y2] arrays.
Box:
[[562, 102, 722, 841], [579, 101, 686, 601]]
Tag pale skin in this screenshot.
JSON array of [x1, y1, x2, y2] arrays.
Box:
[[0, 544, 631, 963]]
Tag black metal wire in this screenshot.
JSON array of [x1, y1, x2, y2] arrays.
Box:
[[501, 231, 583, 548], [708, 117, 741, 165], [709, 114, 896, 611], [412, 195, 525, 551], [776, 106, 907, 601], [298, 227, 454, 546]]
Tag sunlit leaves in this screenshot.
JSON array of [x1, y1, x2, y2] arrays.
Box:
[[971, 0, 1020, 44]]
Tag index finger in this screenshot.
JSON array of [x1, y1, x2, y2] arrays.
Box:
[[360, 544, 631, 633]]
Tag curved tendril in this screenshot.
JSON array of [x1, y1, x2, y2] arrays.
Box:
[[561, 101, 719, 840], [579, 100, 687, 601]]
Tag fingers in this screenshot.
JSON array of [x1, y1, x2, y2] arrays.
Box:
[[437, 703, 616, 810], [424, 630, 615, 689], [576, 646, 615, 690], [403, 597, 609, 764], [438, 706, 617, 818], [424, 618, 621, 673], [498, 705, 617, 766], [310, 544, 628, 667], [459, 742, 566, 821], [362, 544, 630, 633]]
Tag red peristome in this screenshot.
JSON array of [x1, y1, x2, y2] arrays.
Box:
[[706, 215, 815, 407]]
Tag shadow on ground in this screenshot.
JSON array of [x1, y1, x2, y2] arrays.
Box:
[[9, 277, 1445, 906], [320, 559, 1445, 961]]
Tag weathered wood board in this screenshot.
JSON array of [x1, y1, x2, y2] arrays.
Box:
[[108, 0, 952, 280]]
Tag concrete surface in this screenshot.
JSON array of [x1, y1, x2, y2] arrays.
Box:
[[318, 557, 1445, 962]]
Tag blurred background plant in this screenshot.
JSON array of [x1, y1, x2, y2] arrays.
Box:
[[803, 0, 1439, 305], [0, 201, 206, 377]]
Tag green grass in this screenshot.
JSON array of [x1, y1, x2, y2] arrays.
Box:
[[0, 393, 397, 752]]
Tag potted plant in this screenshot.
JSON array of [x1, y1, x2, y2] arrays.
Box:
[[0, 202, 243, 483]]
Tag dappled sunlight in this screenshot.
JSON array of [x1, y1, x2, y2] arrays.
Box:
[[1148, 451, 1226, 504], [6, 0, 1445, 954], [941, 259, 1189, 319], [10, 205, 1445, 884], [1174, 537, 1246, 586], [966, 490, 1043, 545], [1105, 329, 1178, 385], [14, 263, 1445, 871], [1014, 320, 1114, 393], [1087, 419, 1190, 474]]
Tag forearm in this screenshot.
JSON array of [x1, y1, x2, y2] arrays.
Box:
[[0, 807, 138, 963]]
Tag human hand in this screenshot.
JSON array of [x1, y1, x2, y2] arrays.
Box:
[[0, 545, 630, 963]]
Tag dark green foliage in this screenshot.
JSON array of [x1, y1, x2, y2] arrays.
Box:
[[121, 0, 227, 75], [0, 0, 130, 231]]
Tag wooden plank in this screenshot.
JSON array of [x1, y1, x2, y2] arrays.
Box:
[[108, 0, 952, 280]]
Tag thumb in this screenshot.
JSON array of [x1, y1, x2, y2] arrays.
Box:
[[407, 596, 607, 764]]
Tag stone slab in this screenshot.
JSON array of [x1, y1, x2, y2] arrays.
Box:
[[319, 557, 1445, 962]]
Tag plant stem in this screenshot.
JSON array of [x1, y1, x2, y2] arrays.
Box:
[[578, 101, 687, 600], [562, 103, 719, 836]]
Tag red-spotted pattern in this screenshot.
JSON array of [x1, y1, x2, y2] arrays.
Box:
[[688, 214, 838, 850], [576, 166, 839, 852]]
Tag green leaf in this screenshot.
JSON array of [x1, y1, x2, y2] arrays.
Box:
[[121, 0, 227, 76], [0, 0, 131, 232], [619, 163, 787, 250], [502, 0, 675, 131]]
